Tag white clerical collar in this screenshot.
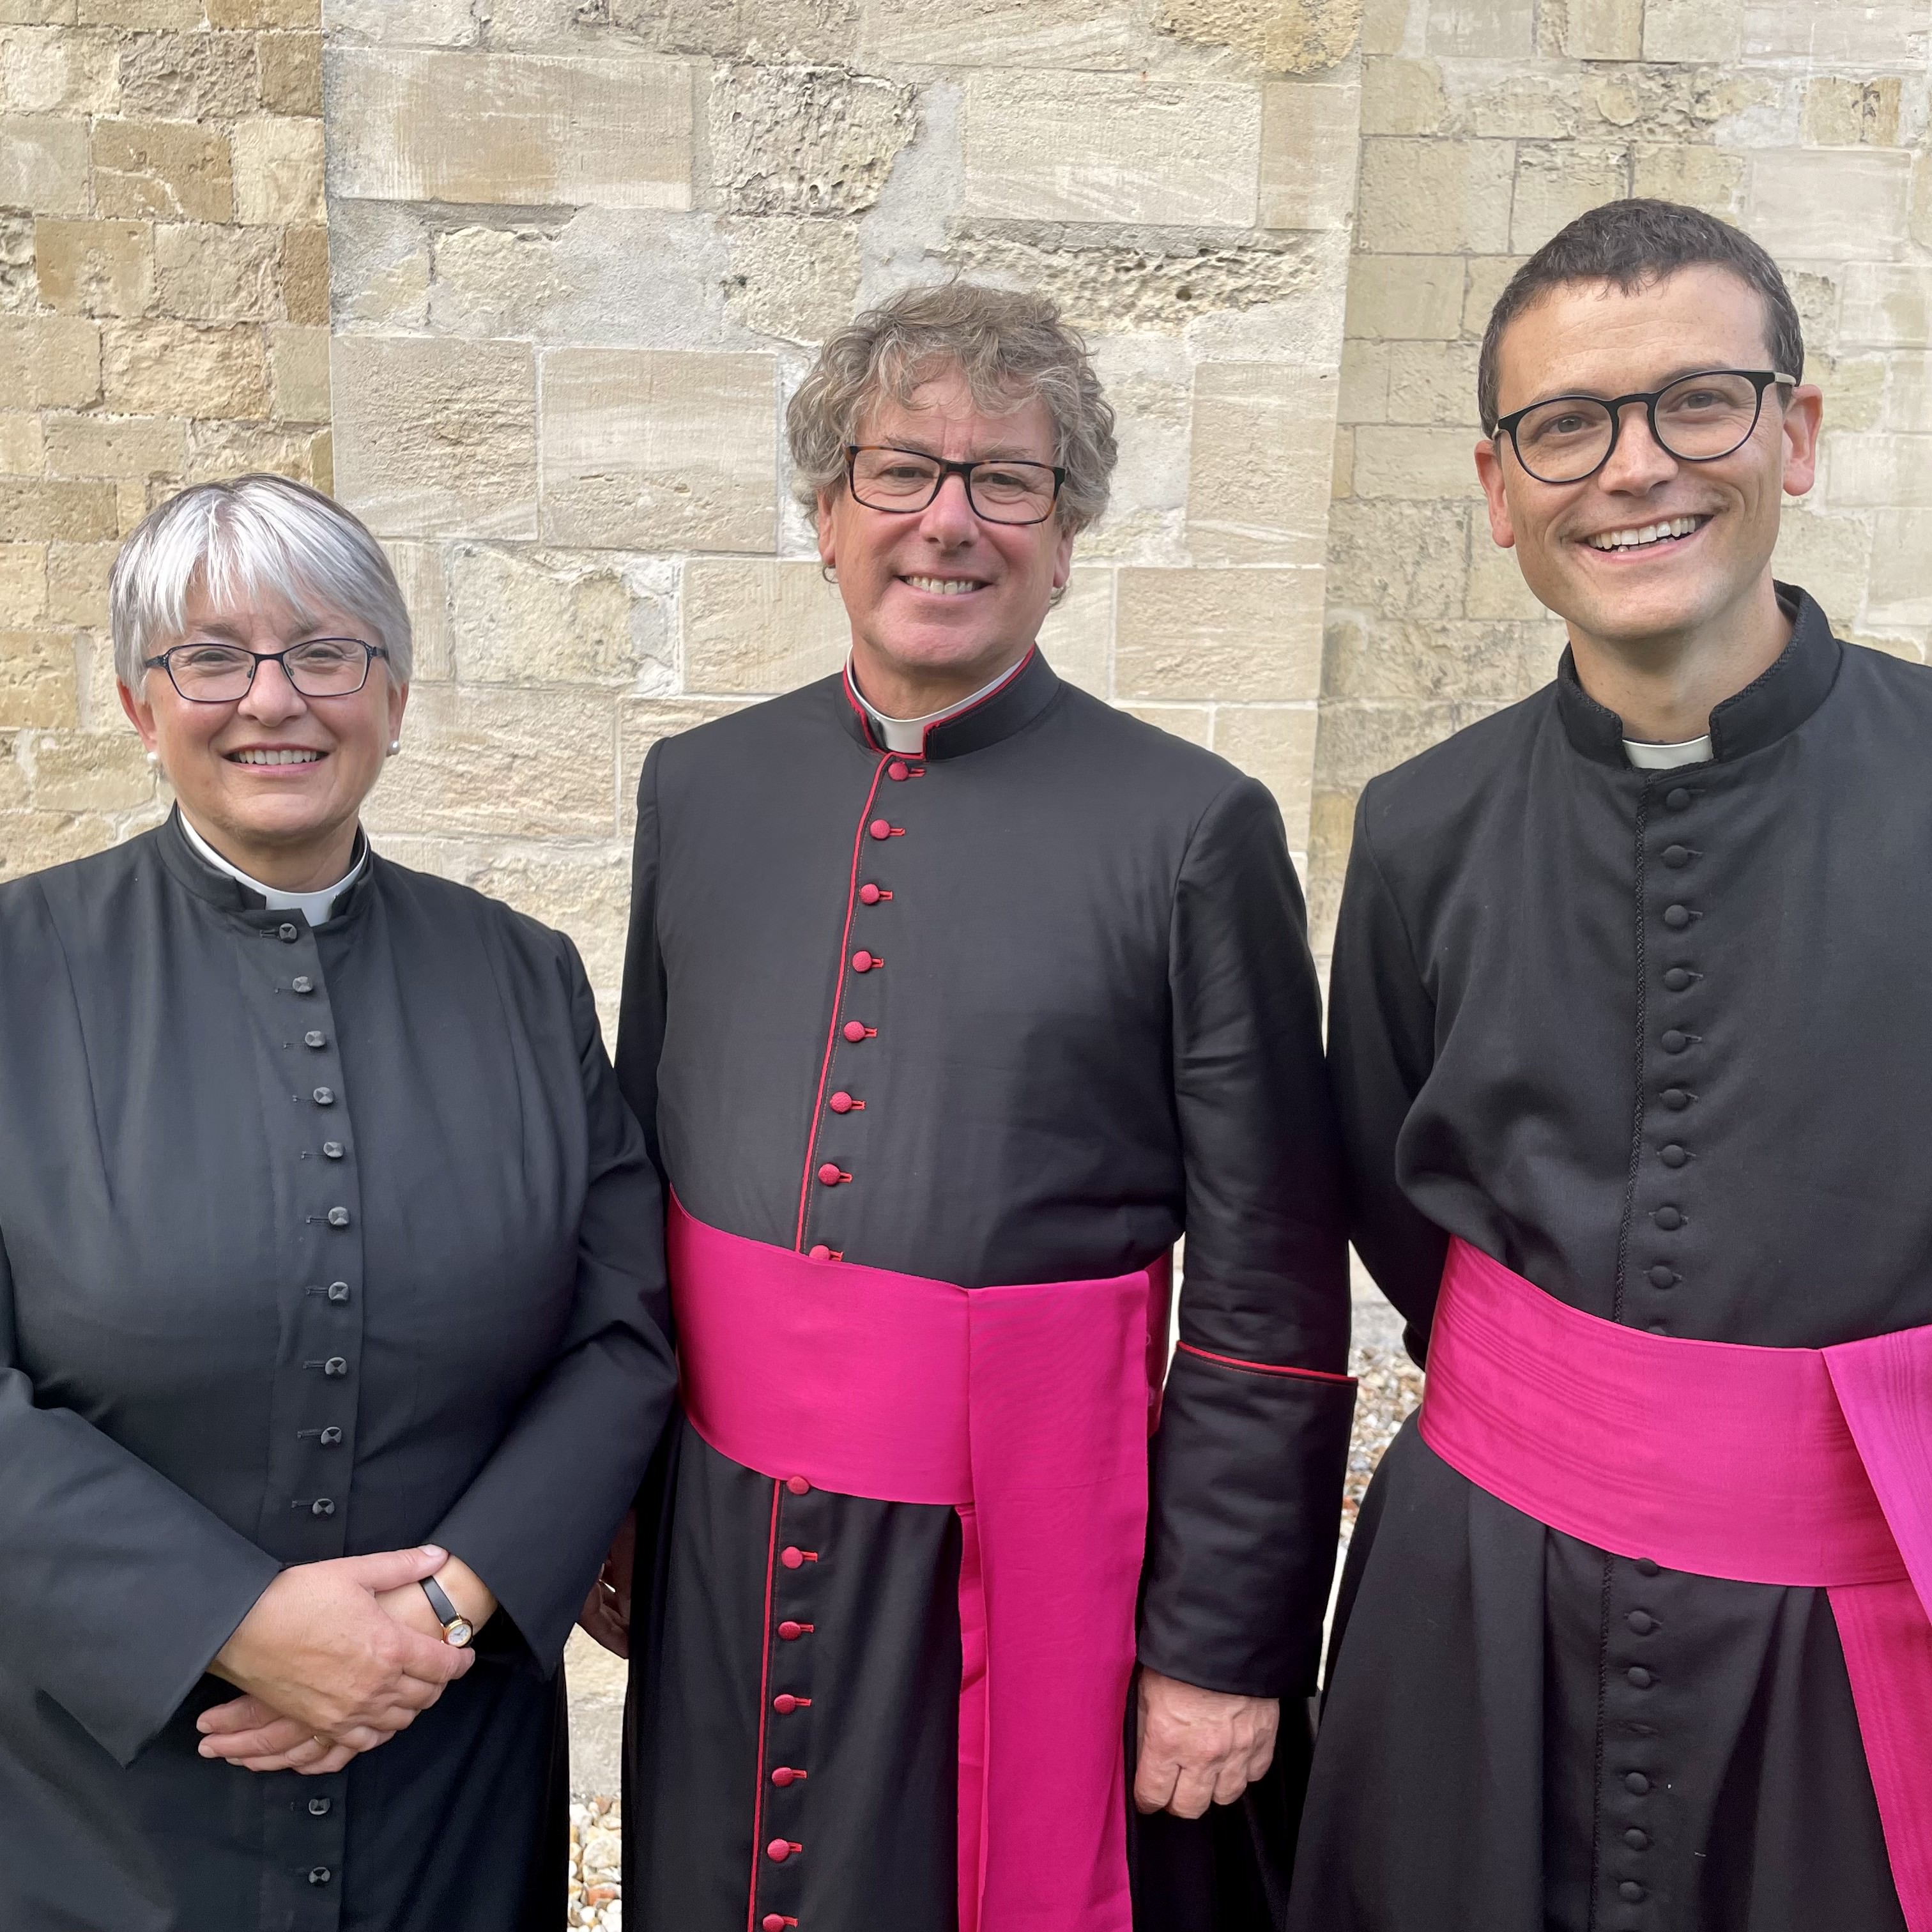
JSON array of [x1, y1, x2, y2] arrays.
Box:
[[847, 654, 1027, 754], [179, 811, 366, 925], [1623, 735, 1715, 771]]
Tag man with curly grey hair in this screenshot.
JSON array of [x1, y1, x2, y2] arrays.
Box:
[[594, 281, 1354, 1930]]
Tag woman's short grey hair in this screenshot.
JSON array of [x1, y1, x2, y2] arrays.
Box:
[[786, 281, 1118, 536], [109, 473, 413, 689]]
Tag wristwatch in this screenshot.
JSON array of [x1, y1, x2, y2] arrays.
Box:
[[420, 1575, 474, 1648]]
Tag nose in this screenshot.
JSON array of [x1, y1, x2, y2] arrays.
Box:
[[238, 653, 307, 721], [916, 469, 980, 546], [1597, 399, 1680, 494]]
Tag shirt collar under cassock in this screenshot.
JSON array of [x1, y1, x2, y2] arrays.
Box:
[[1554, 581, 1843, 770], [177, 809, 367, 924], [839, 645, 1062, 760], [155, 803, 374, 930]]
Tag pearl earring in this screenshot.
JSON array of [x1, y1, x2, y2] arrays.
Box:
[[387, 739, 401, 757], [144, 750, 160, 771]]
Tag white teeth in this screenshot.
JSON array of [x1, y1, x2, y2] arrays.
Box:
[[1586, 516, 1705, 551], [905, 576, 982, 595], [234, 749, 321, 765]]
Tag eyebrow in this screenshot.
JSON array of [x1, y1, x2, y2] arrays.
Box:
[[1522, 364, 1755, 407], [873, 438, 1050, 463]]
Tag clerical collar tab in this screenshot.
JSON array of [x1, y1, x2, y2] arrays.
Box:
[[840, 648, 1061, 760]]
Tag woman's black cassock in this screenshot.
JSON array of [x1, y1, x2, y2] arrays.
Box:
[[615, 650, 1354, 1931], [1296, 589, 1924, 1932], [0, 812, 678, 1932]]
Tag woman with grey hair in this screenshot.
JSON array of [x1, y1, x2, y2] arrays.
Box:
[[0, 472, 678, 1931]]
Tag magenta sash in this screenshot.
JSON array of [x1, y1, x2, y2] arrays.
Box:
[[1420, 1236, 1932, 1931], [668, 1197, 1170, 1932]]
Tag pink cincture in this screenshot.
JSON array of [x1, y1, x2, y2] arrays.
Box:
[[1421, 1236, 1932, 1932]]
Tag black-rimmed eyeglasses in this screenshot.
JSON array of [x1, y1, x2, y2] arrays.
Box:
[[142, 638, 390, 703], [1492, 369, 1797, 486], [845, 445, 1066, 526]]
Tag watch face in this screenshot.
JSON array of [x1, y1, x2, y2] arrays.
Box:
[[446, 1618, 474, 1648]]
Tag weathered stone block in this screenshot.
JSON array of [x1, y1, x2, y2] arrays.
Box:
[[153, 220, 281, 321], [33, 219, 153, 318], [1343, 254, 1464, 340], [208, 0, 317, 24], [1322, 609, 1555, 700], [0, 628, 77, 725], [1359, 58, 1444, 137], [281, 222, 328, 325], [709, 62, 914, 217], [1116, 565, 1325, 702], [1187, 362, 1337, 568], [325, 0, 476, 43], [0, 314, 100, 407], [620, 693, 746, 825], [1743, 1, 1929, 65], [101, 319, 268, 418], [1511, 143, 1629, 255], [1644, 0, 1741, 61], [0, 210, 33, 310], [1384, 339, 1480, 426], [1426, 0, 1531, 56], [1747, 151, 1910, 263], [1325, 496, 1466, 615], [268, 322, 328, 422], [0, 113, 87, 213], [1825, 433, 1932, 510], [1117, 702, 1210, 746], [1842, 264, 1932, 349], [539, 348, 776, 553], [1351, 424, 1482, 498], [181, 415, 319, 482], [1769, 506, 1872, 624], [720, 216, 861, 345], [332, 335, 537, 540], [0, 542, 44, 618], [1882, 354, 1932, 434], [93, 118, 234, 222], [1558, 0, 1642, 59], [74, 0, 199, 22], [0, 411, 42, 472], [0, 807, 119, 881], [1338, 338, 1389, 424], [1331, 426, 1353, 498], [1358, 139, 1514, 256], [1464, 537, 1551, 620], [1, 24, 120, 112], [46, 539, 115, 626], [1803, 77, 1902, 149], [367, 684, 620, 839], [857, 0, 1146, 70], [1260, 79, 1360, 230], [1913, 154, 1931, 252], [379, 539, 450, 682], [257, 29, 323, 116], [325, 200, 431, 331], [0, 1, 77, 22], [1213, 703, 1317, 851], [466, 845, 631, 996], [43, 410, 183, 477], [1630, 143, 1744, 214], [1039, 565, 1112, 696], [1154, 0, 1368, 73], [1867, 509, 1932, 626], [961, 71, 1262, 227], [119, 30, 260, 119], [447, 543, 648, 685], [232, 115, 325, 224], [1461, 254, 1522, 341], [326, 48, 695, 210], [1360, 0, 1409, 55], [682, 556, 848, 694]]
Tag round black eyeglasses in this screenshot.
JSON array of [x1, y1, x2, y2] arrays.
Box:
[[845, 445, 1066, 526], [1492, 369, 1797, 486], [142, 638, 390, 704]]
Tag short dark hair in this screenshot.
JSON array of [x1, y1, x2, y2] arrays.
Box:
[[1476, 198, 1805, 433]]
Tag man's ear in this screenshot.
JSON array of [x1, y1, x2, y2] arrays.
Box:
[[816, 490, 838, 571], [1474, 436, 1517, 550], [1779, 383, 1823, 500]]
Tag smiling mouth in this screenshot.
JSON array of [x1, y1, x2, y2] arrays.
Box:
[[902, 575, 987, 596], [1584, 515, 1710, 553], [229, 748, 325, 765]]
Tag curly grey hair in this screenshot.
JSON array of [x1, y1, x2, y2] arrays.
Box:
[[109, 473, 413, 689], [786, 281, 1118, 535]]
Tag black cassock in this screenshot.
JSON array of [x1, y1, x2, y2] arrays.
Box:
[[0, 812, 677, 1932], [615, 649, 1354, 1931], [1294, 589, 1924, 1932]]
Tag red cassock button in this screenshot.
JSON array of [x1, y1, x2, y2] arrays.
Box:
[[808, 1244, 831, 1262], [767, 1838, 795, 1862], [779, 1621, 805, 1640], [829, 1091, 854, 1113], [773, 1693, 800, 1713], [887, 760, 909, 781], [762, 1917, 788, 1932], [859, 883, 882, 905], [786, 1475, 811, 1495], [781, 1545, 804, 1568], [868, 819, 892, 841], [771, 1766, 802, 1786], [816, 1163, 843, 1185], [843, 1020, 868, 1042], [852, 950, 875, 972]]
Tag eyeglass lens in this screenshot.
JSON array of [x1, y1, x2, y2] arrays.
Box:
[[1512, 373, 1767, 483], [849, 450, 1057, 525], [167, 640, 372, 702]]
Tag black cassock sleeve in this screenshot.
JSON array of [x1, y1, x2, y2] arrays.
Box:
[[1137, 776, 1356, 1700], [1325, 792, 1448, 1351], [615, 744, 668, 1177], [431, 938, 679, 1670], [0, 1229, 282, 1766]]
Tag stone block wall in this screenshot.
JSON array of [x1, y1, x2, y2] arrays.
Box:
[[321, 0, 1367, 1011], [0, 0, 328, 878], [1310, 0, 1932, 951]]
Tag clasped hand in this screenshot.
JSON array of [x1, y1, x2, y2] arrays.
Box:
[[195, 1545, 480, 1777], [1133, 1667, 1279, 1818]]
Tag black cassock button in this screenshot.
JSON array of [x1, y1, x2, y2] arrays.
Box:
[[1620, 1882, 1646, 1903], [327, 1281, 349, 1303], [1662, 1087, 1690, 1110], [1662, 845, 1690, 868], [1661, 1031, 1689, 1054], [1661, 1144, 1688, 1168], [292, 976, 314, 993], [304, 1031, 326, 1049], [319, 1427, 342, 1446], [324, 1357, 348, 1377], [1665, 786, 1692, 811], [1628, 1611, 1657, 1634], [309, 1797, 332, 1817], [323, 1141, 344, 1159], [313, 1087, 335, 1105], [1662, 967, 1692, 991], [1624, 1771, 1651, 1794], [279, 923, 300, 944], [1625, 1827, 1650, 1849], [1653, 1206, 1684, 1231], [310, 1498, 335, 1517], [1627, 1666, 1653, 1687], [1635, 1557, 1661, 1576], [326, 1206, 350, 1228], [308, 1867, 332, 1885], [1662, 904, 1692, 930], [1648, 1265, 1676, 1288]]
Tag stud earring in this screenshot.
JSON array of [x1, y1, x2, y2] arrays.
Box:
[[144, 749, 158, 769], [387, 739, 401, 757]]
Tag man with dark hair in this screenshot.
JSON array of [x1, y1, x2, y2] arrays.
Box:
[[1291, 199, 1932, 1931]]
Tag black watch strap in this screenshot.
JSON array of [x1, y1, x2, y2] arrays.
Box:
[[420, 1575, 474, 1646]]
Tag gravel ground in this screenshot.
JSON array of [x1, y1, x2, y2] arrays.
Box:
[[562, 1297, 1422, 1922]]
